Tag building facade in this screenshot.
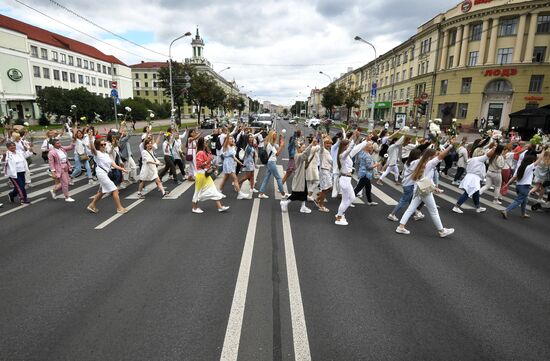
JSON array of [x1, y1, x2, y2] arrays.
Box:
[[331, 0, 550, 130], [0, 14, 132, 120]]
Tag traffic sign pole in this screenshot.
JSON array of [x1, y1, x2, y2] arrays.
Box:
[[111, 85, 119, 129]]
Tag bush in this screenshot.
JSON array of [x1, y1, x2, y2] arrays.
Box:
[[38, 114, 50, 126], [14, 118, 25, 126]]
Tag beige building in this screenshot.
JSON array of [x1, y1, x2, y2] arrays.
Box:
[[330, 0, 550, 130]]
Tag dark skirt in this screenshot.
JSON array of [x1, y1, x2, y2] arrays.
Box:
[[289, 180, 308, 202]]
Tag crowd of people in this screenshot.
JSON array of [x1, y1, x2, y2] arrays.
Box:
[[1, 121, 549, 237]]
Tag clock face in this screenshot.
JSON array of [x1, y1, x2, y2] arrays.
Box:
[[461, 0, 473, 13], [7, 68, 23, 82]]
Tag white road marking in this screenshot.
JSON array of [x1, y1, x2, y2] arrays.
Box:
[[353, 175, 395, 205], [0, 175, 81, 197], [94, 199, 144, 229], [163, 180, 194, 199], [124, 175, 170, 199], [0, 197, 46, 218], [437, 180, 505, 211], [0, 164, 49, 182], [281, 208, 312, 361], [220, 199, 261, 361]]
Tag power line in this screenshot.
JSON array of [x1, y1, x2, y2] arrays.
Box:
[[12, 0, 159, 62], [48, 0, 169, 57]]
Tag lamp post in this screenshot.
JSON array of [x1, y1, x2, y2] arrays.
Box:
[[319, 71, 333, 82], [169, 31, 192, 124], [219, 66, 231, 74], [354, 36, 377, 130]]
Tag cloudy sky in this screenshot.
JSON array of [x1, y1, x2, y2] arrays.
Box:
[[1, 0, 460, 105]]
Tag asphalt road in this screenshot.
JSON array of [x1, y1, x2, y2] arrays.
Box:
[[0, 119, 549, 360]]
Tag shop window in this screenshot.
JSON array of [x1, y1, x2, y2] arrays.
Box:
[[497, 48, 513, 65], [458, 103, 468, 119], [468, 51, 479, 67], [533, 47, 546, 63], [470, 24, 482, 41], [33, 66, 40, 78], [461, 77, 472, 94], [529, 75, 544, 93], [440, 80, 448, 95], [537, 15, 550, 33], [30, 45, 38, 57], [499, 18, 518, 36]]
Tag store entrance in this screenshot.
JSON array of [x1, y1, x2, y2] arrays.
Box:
[[487, 103, 504, 129]]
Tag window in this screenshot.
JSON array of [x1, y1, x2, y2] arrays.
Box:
[[102, 65, 107, 74], [70, 73, 76, 83], [410, 46, 415, 60], [86, 76, 90, 85], [108, 81, 112, 88], [53, 69, 60, 80], [426, 61, 429, 72], [403, 52, 408, 63], [104, 79, 108, 87], [448, 30, 457, 46], [84, 60, 89, 69], [461, 77, 472, 94], [136, 90, 141, 96], [52, 51, 58, 62], [145, 82, 149, 87], [385, 62, 389, 71], [144, 90, 149, 96], [35, 85, 42, 93], [440, 80, 448, 95], [458, 103, 468, 119], [468, 51, 479, 67], [529, 75, 544, 93], [42, 68, 50, 79], [97, 63, 101, 72], [136, 81, 140, 88], [406, 87, 411, 98], [41, 48, 48, 59], [33, 66, 40, 77], [144, 73, 148, 79], [135, 73, 139, 79], [30, 45, 38, 57], [399, 89, 404, 99], [62, 71, 68, 81], [60, 53, 66, 64], [78, 74, 84, 84], [409, 67, 413, 78], [447, 55, 454, 69], [402, 70, 406, 81], [113, 68, 116, 75], [533, 47, 547, 63], [499, 18, 518, 36], [537, 15, 550, 33], [396, 55, 401, 66], [497, 48, 513, 64], [90, 61, 94, 70], [420, 38, 431, 55], [107, 67, 111, 75], [154, 91, 158, 96], [77, 58, 82, 67], [390, 75, 394, 85], [92, 77, 96, 86], [68, 56, 74, 66], [470, 24, 482, 41], [153, 73, 157, 79]]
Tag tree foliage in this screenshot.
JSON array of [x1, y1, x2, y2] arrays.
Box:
[[342, 87, 362, 122], [36, 86, 112, 122], [321, 84, 344, 119]]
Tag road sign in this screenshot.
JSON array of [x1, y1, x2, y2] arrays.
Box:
[[420, 92, 429, 100], [371, 83, 377, 96], [111, 89, 119, 98], [111, 81, 118, 89]]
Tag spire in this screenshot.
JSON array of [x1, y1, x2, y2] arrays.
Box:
[[195, 26, 200, 39]]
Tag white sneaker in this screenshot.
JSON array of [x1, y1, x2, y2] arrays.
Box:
[[258, 194, 269, 199], [65, 197, 75, 202], [69, 179, 75, 186], [492, 199, 502, 205], [439, 228, 455, 238], [476, 207, 487, 213], [395, 227, 410, 235], [300, 206, 312, 213], [349, 203, 355, 208], [49, 189, 56, 200], [237, 192, 249, 200], [192, 208, 204, 214], [387, 214, 399, 222], [220, 193, 227, 198], [252, 188, 259, 193], [451, 181, 459, 186], [335, 218, 348, 226], [367, 201, 378, 206], [88, 179, 96, 184], [218, 206, 230, 213], [413, 211, 425, 221], [280, 199, 290, 212], [452, 206, 463, 214]]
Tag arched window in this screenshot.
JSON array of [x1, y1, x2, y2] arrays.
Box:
[[484, 79, 513, 94]]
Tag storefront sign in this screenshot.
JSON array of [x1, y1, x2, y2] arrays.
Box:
[[524, 96, 543, 101], [374, 101, 391, 109], [462, 0, 492, 12], [7, 68, 23, 82], [393, 101, 409, 107], [474, 0, 493, 4], [484, 68, 517, 77]]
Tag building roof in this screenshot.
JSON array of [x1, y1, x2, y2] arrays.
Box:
[[129, 61, 169, 69], [0, 14, 126, 66]]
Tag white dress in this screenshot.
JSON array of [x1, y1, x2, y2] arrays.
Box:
[[94, 151, 117, 194], [139, 150, 159, 181]]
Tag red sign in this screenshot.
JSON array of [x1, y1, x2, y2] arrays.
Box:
[[111, 81, 118, 89], [524, 96, 543, 101], [461, 0, 472, 13], [420, 92, 429, 100], [484, 68, 517, 77], [393, 101, 409, 106], [474, 0, 492, 4]]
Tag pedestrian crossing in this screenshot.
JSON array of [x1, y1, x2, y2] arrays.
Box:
[[0, 159, 546, 227]]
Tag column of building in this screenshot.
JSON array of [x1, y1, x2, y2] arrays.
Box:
[[439, 30, 449, 70], [458, 24, 470, 67], [452, 25, 463, 68], [513, 14, 527, 63], [523, 12, 540, 63], [486, 18, 500, 64], [478, 19, 490, 64]]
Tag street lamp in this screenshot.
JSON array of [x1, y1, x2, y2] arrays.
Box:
[[319, 71, 333, 82], [354, 35, 378, 129], [219, 66, 231, 74], [169, 31, 192, 124]]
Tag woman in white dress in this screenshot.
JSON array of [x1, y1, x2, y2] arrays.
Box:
[[87, 138, 128, 214], [219, 135, 248, 199], [137, 138, 168, 198]]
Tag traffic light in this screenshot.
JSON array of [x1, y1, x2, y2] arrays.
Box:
[[417, 101, 427, 116]]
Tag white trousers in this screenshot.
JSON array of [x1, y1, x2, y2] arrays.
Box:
[[399, 192, 443, 231], [337, 176, 355, 217], [379, 163, 399, 182], [480, 171, 502, 200]]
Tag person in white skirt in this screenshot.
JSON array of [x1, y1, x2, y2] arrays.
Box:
[[86, 138, 128, 214], [137, 138, 169, 198]]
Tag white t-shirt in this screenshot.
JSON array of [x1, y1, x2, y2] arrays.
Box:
[[515, 163, 536, 185], [55, 148, 67, 163], [94, 151, 113, 173], [266, 143, 278, 162]]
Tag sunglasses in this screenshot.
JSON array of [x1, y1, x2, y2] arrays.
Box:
[[99, 143, 106, 147]]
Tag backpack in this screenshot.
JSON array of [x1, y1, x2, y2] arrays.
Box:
[[215, 136, 222, 151], [258, 147, 272, 165]]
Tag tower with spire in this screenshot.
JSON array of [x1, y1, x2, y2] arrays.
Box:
[[186, 27, 211, 68]]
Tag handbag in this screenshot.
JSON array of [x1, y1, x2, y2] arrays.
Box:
[[186, 148, 193, 161], [415, 176, 436, 197], [79, 154, 89, 161], [500, 184, 508, 196]]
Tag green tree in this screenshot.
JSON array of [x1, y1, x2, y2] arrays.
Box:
[[158, 61, 195, 121], [321, 84, 344, 119], [204, 84, 227, 117], [342, 87, 362, 123]]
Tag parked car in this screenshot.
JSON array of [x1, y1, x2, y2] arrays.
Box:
[[200, 118, 215, 129], [288, 118, 296, 124], [305, 118, 320, 128]]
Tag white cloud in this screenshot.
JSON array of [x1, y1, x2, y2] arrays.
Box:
[[1, 0, 458, 105]]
